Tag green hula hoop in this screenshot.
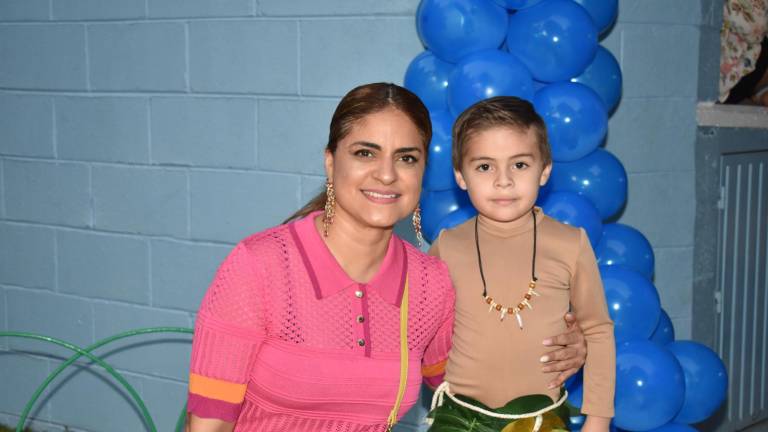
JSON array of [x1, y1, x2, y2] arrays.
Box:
[[0, 327, 193, 432]]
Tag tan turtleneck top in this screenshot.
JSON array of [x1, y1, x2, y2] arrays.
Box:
[[429, 208, 615, 417]]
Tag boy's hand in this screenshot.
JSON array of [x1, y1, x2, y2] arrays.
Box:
[[540, 312, 587, 388]]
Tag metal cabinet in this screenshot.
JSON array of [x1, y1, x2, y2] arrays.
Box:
[[695, 126, 768, 431]]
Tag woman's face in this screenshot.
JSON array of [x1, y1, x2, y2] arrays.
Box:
[[325, 107, 426, 231]]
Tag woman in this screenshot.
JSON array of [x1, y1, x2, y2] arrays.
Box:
[[186, 83, 586, 432]]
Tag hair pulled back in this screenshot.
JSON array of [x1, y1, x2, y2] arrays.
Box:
[[285, 82, 431, 223]]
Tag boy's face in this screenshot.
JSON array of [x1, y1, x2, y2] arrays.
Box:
[[455, 126, 552, 224]]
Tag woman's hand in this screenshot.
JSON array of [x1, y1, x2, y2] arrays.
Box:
[[540, 312, 587, 389]]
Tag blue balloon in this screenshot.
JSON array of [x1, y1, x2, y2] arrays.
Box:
[[600, 266, 661, 342], [614, 340, 686, 431], [537, 176, 553, 204], [420, 188, 475, 243], [566, 370, 584, 408], [596, 223, 655, 279], [447, 49, 535, 117], [433, 205, 478, 241], [571, 46, 623, 113], [564, 369, 581, 390], [573, 0, 619, 35], [643, 424, 698, 432], [532, 79, 548, 92], [534, 82, 608, 162], [404, 51, 454, 112], [668, 341, 728, 424], [549, 149, 628, 220], [649, 309, 675, 346], [423, 110, 457, 191], [570, 416, 585, 431], [539, 191, 602, 248], [492, 0, 547, 9], [506, 0, 598, 82], [570, 416, 619, 432], [417, 0, 508, 63]]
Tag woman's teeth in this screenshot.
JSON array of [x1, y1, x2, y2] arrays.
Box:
[[364, 191, 398, 199]]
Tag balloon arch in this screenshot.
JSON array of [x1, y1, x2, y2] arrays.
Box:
[[404, 0, 728, 430]]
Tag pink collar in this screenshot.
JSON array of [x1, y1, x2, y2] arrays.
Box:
[[288, 211, 408, 306]]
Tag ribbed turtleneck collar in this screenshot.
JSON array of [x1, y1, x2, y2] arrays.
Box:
[[476, 207, 543, 238]]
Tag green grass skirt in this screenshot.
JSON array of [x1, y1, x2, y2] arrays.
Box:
[[427, 389, 572, 432]]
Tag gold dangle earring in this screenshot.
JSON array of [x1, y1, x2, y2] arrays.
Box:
[[323, 179, 336, 237], [412, 205, 424, 247]]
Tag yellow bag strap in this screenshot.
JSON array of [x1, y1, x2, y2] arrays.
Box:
[[386, 275, 409, 431]]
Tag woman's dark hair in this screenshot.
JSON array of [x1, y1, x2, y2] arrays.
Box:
[[284, 82, 431, 223]]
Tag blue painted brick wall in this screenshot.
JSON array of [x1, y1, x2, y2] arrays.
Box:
[[0, 95, 54, 157], [0, 1, 704, 430], [151, 97, 257, 167], [606, 1, 703, 338], [56, 96, 150, 163], [0, 24, 87, 90]]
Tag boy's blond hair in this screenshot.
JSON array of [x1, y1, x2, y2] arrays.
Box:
[[452, 96, 551, 171]]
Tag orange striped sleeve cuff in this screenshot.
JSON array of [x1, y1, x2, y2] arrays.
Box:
[[188, 373, 248, 404], [422, 359, 447, 389], [421, 359, 447, 378]]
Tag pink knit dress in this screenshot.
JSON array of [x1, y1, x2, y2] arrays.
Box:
[[187, 212, 454, 431]]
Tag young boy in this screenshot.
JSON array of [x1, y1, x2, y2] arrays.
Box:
[[426, 97, 615, 431]]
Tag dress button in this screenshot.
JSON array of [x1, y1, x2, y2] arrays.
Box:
[[355, 290, 364, 298], [356, 315, 365, 323], [357, 338, 366, 346]]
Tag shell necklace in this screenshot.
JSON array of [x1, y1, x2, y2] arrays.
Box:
[[474, 208, 539, 329]]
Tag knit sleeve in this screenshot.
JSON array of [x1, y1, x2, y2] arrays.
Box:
[[187, 242, 266, 422], [570, 229, 615, 418], [421, 260, 455, 389]]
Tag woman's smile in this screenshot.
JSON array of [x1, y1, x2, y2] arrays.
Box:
[[361, 189, 401, 203]]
